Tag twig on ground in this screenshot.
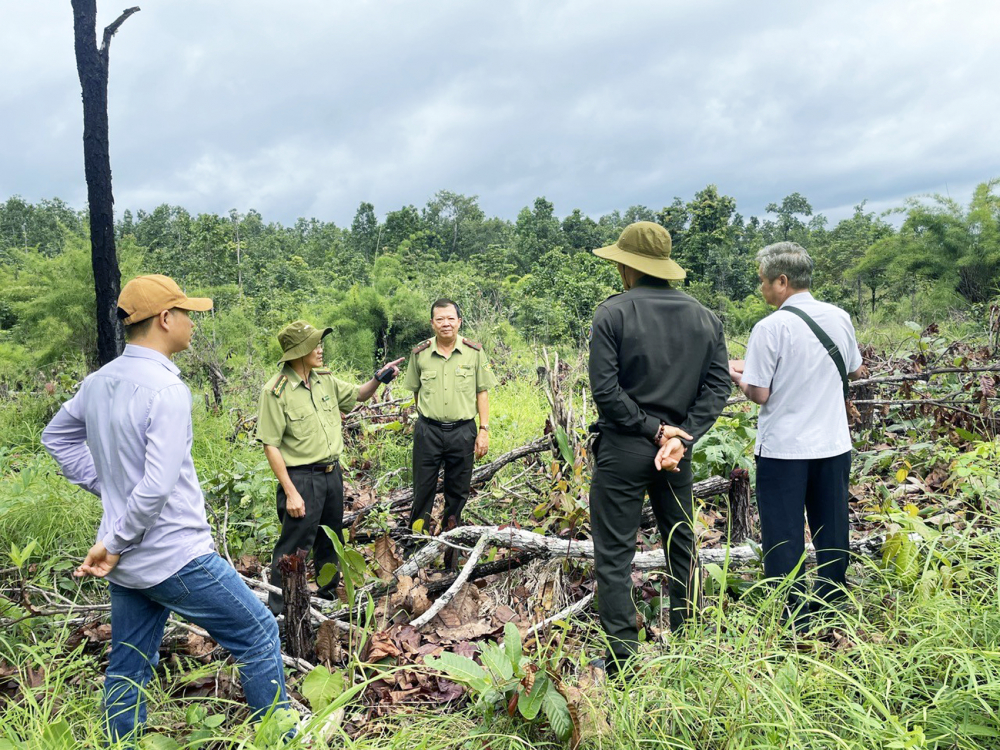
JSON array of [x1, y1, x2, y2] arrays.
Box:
[[410, 534, 490, 629]]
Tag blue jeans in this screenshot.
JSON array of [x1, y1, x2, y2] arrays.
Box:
[[105, 552, 287, 744]]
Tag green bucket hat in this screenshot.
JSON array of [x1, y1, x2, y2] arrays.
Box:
[[593, 221, 686, 281], [277, 320, 333, 363]]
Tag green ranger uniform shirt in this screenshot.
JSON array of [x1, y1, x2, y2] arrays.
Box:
[[255, 364, 360, 466], [403, 337, 497, 422]]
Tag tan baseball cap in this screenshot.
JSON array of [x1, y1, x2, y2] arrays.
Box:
[[593, 221, 686, 281], [116, 274, 213, 325]]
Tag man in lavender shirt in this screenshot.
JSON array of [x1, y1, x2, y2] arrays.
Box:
[[42, 275, 288, 745]]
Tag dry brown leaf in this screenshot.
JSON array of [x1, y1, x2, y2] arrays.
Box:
[[315, 621, 344, 666], [373, 535, 402, 582], [84, 623, 112, 642], [494, 605, 518, 624], [409, 584, 432, 617], [433, 620, 496, 642], [184, 633, 216, 657], [432, 584, 481, 629], [366, 631, 402, 663]]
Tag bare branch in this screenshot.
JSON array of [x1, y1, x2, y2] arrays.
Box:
[[100, 6, 140, 57]]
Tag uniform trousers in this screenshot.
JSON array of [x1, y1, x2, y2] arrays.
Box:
[[268, 463, 343, 614], [589, 430, 696, 663], [755, 451, 852, 628], [409, 418, 476, 532]]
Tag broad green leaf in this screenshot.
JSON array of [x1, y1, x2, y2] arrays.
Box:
[[504, 621, 522, 672], [41, 719, 74, 749], [518, 673, 548, 720], [185, 704, 208, 726], [895, 468, 908, 483], [140, 736, 182, 750], [301, 665, 345, 712], [426, 651, 488, 683], [412, 518, 425, 534], [480, 643, 513, 682], [202, 714, 225, 728], [317, 563, 338, 589], [554, 428, 572, 465], [542, 684, 573, 741]]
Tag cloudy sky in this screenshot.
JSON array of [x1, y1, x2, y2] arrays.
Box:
[[2, 1, 998, 228]]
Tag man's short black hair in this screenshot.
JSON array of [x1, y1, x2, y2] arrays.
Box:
[[123, 315, 155, 341], [431, 298, 461, 319]]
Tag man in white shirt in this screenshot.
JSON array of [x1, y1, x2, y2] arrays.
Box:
[[729, 242, 866, 629]]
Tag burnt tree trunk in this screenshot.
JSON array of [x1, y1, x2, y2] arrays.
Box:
[[727, 468, 753, 543], [279, 550, 314, 661], [71, 2, 139, 367]]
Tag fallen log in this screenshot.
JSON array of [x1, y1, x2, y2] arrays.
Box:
[[402, 525, 903, 571], [343, 436, 550, 526]]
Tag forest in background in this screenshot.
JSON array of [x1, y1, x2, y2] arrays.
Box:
[[1, 179, 998, 388], [1, 180, 1000, 747]]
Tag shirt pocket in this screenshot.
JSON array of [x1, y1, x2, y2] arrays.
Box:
[[455, 366, 475, 393], [419, 370, 438, 395], [286, 405, 318, 438]]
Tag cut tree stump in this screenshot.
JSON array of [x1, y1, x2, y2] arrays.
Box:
[[279, 550, 314, 661]]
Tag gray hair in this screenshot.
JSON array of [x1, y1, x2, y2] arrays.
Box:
[[756, 242, 813, 289]]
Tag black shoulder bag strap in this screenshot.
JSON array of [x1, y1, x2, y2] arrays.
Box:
[[781, 306, 850, 399]]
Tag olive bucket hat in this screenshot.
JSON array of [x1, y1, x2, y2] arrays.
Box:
[[277, 320, 333, 363], [593, 221, 686, 281]]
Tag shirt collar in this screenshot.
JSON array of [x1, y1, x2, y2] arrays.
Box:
[[779, 291, 814, 309], [431, 337, 464, 357], [631, 275, 674, 290], [122, 344, 180, 375], [281, 363, 315, 389]]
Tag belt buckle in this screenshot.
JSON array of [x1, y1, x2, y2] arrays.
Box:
[[323, 464, 334, 473], [441, 422, 456, 431]]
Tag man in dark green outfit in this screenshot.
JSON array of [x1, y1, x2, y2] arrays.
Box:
[[588, 221, 730, 671], [403, 299, 497, 542], [256, 320, 403, 614]]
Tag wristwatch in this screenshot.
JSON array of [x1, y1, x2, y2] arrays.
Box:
[[479, 424, 489, 432]]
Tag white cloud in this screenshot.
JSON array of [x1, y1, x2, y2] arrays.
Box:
[[1, 0, 997, 228]]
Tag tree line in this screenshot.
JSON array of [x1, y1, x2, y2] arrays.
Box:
[[0, 181, 997, 380]]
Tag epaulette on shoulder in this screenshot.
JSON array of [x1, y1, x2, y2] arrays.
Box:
[[601, 292, 624, 304], [271, 374, 289, 397], [462, 337, 482, 350], [412, 339, 432, 354], [314, 368, 332, 375]]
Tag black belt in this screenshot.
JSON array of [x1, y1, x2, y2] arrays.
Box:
[[421, 417, 475, 431], [288, 462, 337, 473]]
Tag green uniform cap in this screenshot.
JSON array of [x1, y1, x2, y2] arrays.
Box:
[[402, 337, 498, 422], [255, 364, 360, 466], [277, 320, 333, 363], [593, 221, 686, 281]]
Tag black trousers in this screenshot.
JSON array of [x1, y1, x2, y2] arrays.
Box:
[[589, 430, 696, 662], [268, 464, 343, 615], [755, 451, 852, 627], [408, 418, 476, 533]]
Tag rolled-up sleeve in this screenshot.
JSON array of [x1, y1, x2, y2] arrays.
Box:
[[102, 384, 190, 555], [334, 377, 360, 413], [42, 394, 101, 497], [588, 306, 659, 439]]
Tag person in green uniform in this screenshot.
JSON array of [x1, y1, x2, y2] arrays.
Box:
[[588, 221, 730, 672], [256, 320, 403, 614], [403, 299, 497, 542]]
